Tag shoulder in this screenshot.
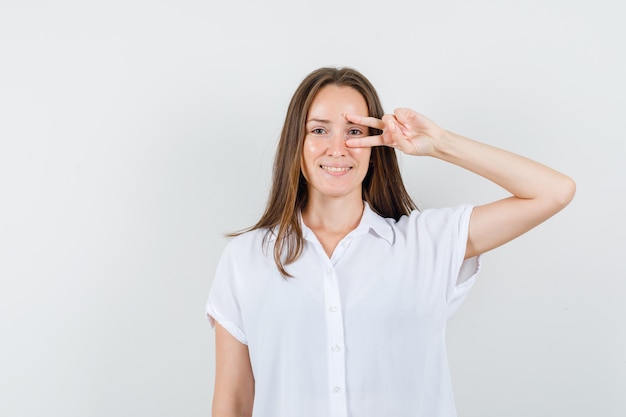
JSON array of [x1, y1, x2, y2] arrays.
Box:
[[213, 227, 278, 288], [415, 204, 474, 223], [219, 227, 275, 262], [399, 204, 473, 223], [362, 203, 473, 243], [391, 204, 475, 237]]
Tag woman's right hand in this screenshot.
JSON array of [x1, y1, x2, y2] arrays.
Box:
[[344, 108, 447, 157]]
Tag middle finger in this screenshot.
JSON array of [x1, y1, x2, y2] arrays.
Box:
[[343, 113, 386, 130]]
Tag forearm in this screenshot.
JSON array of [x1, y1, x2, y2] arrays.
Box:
[[432, 131, 575, 205]]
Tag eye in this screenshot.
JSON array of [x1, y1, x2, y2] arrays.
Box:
[[348, 128, 364, 136], [311, 128, 326, 135]]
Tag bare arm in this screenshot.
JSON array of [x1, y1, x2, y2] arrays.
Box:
[[431, 131, 575, 258], [345, 109, 576, 258], [212, 323, 254, 417]]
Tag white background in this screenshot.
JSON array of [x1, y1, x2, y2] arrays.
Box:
[[1, 0, 625, 416]]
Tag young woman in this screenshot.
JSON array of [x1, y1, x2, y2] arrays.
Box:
[[206, 67, 575, 417]]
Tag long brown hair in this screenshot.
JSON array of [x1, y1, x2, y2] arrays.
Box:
[[235, 67, 416, 276]]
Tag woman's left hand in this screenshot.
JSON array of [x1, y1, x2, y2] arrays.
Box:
[[344, 108, 446, 157]]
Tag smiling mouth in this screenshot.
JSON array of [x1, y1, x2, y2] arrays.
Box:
[[321, 165, 351, 172]]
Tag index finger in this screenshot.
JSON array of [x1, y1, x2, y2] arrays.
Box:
[[345, 134, 385, 148]]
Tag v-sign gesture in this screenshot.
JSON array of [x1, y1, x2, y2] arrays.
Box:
[[344, 108, 445, 156]]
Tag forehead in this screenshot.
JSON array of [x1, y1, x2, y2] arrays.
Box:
[[307, 85, 368, 119]]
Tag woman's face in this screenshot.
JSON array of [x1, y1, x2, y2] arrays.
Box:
[[301, 85, 371, 202]]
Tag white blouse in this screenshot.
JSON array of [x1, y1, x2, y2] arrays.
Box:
[[206, 203, 481, 417]]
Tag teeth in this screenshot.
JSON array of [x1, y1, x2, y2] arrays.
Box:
[[322, 166, 350, 172]]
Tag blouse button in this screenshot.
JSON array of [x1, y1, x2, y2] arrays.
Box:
[[333, 386, 342, 394], [332, 344, 342, 352], [329, 305, 338, 312]]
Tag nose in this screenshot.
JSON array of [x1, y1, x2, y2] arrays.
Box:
[[327, 131, 347, 157]]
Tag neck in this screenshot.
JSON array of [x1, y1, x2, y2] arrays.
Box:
[[302, 195, 365, 235]]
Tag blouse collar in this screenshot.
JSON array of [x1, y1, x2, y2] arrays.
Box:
[[299, 201, 394, 245]]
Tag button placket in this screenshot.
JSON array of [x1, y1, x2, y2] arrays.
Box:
[[323, 264, 348, 416]]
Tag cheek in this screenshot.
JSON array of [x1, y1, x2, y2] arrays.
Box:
[[303, 139, 322, 155], [352, 147, 372, 165], [302, 139, 325, 168]]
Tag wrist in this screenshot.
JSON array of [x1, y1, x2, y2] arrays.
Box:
[[430, 130, 459, 159]]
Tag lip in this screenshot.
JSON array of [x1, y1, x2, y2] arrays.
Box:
[[320, 164, 352, 176]]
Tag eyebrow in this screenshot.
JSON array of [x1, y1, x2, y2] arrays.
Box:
[[306, 118, 363, 126], [306, 118, 330, 124]]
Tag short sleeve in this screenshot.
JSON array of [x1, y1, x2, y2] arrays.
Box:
[[446, 204, 481, 317], [206, 242, 248, 345]]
